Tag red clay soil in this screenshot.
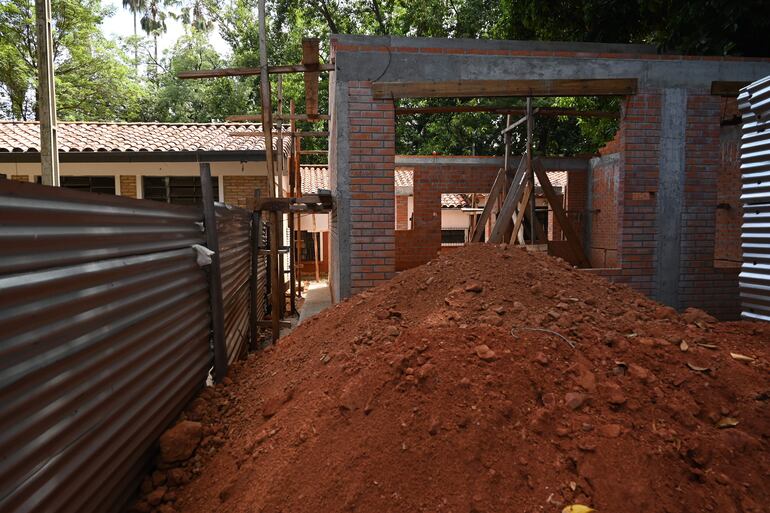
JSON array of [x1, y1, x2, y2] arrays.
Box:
[[133, 244, 770, 513]]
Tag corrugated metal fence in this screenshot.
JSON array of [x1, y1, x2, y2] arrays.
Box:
[[0, 179, 267, 512], [216, 204, 253, 362], [739, 76, 770, 321]]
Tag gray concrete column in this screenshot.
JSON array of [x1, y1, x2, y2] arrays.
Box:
[[329, 78, 351, 301], [655, 88, 688, 308]]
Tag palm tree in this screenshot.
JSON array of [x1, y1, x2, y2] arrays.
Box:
[[122, 0, 148, 73], [140, 0, 167, 80]]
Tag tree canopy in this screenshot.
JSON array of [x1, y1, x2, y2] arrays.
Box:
[[1, 0, 769, 155]]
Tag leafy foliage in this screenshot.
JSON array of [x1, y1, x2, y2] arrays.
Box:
[[0, 0, 146, 120], [2, 0, 770, 156]]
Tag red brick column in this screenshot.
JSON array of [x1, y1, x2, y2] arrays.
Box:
[[347, 81, 396, 293], [617, 93, 661, 297], [678, 94, 739, 319]]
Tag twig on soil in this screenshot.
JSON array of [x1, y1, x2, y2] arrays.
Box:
[[511, 327, 577, 349]]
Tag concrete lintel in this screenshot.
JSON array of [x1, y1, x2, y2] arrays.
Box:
[[395, 155, 590, 171], [334, 50, 770, 93], [333, 34, 658, 55], [655, 88, 688, 309]]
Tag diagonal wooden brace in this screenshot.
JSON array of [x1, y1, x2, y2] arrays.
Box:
[[533, 158, 591, 267], [488, 158, 529, 243], [470, 167, 505, 242]]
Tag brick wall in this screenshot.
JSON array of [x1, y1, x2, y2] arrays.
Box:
[[588, 95, 740, 319], [119, 176, 137, 198], [615, 93, 660, 298], [714, 124, 742, 267], [395, 161, 500, 270], [395, 195, 409, 230], [566, 169, 587, 241], [677, 95, 740, 319], [347, 81, 396, 293], [10, 175, 29, 182], [589, 136, 622, 267], [223, 176, 268, 209]]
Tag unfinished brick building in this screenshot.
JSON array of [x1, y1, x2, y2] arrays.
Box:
[[328, 35, 770, 319]]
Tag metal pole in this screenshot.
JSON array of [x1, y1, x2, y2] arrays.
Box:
[[526, 97, 534, 245], [257, 0, 281, 342], [200, 163, 227, 381], [35, 0, 59, 186]]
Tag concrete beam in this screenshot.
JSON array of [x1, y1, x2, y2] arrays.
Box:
[[333, 36, 770, 92], [334, 34, 658, 55], [395, 155, 590, 171]]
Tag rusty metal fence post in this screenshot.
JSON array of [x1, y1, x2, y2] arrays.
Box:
[[249, 211, 260, 349], [200, 163, 228, 381]]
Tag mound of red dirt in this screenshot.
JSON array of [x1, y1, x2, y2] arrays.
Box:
[[133, 244, 770, 513]]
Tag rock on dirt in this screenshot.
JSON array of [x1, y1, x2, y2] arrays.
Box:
[[159, 421, 202, 463]]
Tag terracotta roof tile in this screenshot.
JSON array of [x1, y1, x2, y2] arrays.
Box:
[[0, 121, 291, 155], [297, 166, 568, 199], [300, 166, 330, 194]]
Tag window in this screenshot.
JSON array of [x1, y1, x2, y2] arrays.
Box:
[[441, 229, 466, 246], [61, 176, 116, 194], [300, 231, 319, 261], [143, 176, 218, 205]]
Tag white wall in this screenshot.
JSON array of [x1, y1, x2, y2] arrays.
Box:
[[0, 160, 269, 179], [298, 212, 330, 232]]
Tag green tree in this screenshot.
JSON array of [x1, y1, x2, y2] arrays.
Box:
[[145, 31, 251, 122], [121, 0, 147, 72], [140, 0, 168, 78], [0, 0, 146, 121]]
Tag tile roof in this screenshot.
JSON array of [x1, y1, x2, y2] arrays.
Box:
[[298, 167, 568, 204], [0, 121, 292, 155], [300, 166, 330, 194], [395, 167, 413, 187], [441, 193, 470, 208]]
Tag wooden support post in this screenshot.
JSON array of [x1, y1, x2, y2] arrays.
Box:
[[526, 97, 534, 245], [35, 0, 59, 186], [488, 159, 529, 243], [288, 98, 297, 315], [511, 179, 532, 244], [257, 0, 281, 342], [302, 38, 320, 119], [470, 168, 505, 242], [533, 159, 591, 267], [312, 213, 320, 282], [295, 132, 303, 293], [200, 163, 227, 381]]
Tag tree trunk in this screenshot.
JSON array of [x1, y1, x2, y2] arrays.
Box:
[[133, 7, 138, 73]]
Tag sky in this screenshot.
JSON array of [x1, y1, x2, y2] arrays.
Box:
[[100, 0, 230, 57]]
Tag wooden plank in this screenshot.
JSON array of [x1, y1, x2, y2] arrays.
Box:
[[522, 203, 548, 243], [501, 114, 529, 135], [533, 158, 591, 267], [711, 81, 750, 97], [303, 38, 320, 119], [372, 78, 638, 99], [470, 167, 505, 242], [510, 179, 532, 243], [394, 105, 618, 118], [488, 160, 529, 243], [177, 63, 334, 79], [230, 130, 328, 138], [227, 113, 330, 122]]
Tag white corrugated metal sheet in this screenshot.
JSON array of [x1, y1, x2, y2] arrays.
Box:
[[739, 76, 770, 321]]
